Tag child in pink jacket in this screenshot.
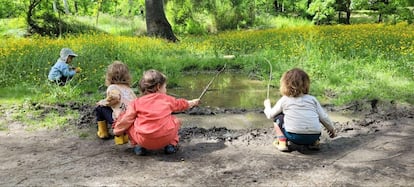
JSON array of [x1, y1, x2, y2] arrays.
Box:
[[113, 69, 200, 155]]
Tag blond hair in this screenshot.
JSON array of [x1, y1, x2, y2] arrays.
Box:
[[139, 69, 166, 94], [105, 61, 132, 86], [279, 68, 310, 97]]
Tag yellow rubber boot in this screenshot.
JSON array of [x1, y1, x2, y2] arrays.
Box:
[[123, 134, 129, 144], [114, 134, 126, 145], [97, 121, 109, 139]]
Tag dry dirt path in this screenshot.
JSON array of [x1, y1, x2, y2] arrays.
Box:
[[0, 103, 413, 186]]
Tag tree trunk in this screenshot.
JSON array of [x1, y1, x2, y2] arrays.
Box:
[[53, 0, 58, 12], [128, 0, 134, 16], [274, 1, 279, 12], [345, 0, 351, 24], [96, 0, 102, 26], [145, 0, 178, 42], [338, 11, 341, 20], [345, 10, 351, 24], [378, 13, 383, 23], [74, 1, 78, 15], [62, 0, 70, 14], [27, 0, 43, 34]]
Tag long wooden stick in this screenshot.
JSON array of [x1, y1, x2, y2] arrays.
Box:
[[264, 58, 272, 99], [198, 64, 226, 100]]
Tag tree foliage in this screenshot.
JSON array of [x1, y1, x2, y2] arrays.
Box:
[[0, 0, 27, 18], [1, 0, 413, 37], [307, 0, 336, 24]]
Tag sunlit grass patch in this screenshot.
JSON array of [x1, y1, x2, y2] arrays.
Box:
[[76, 14, 146, 36], [10, 106, 79, 131], [0, 18, 26, 37], [268, 16, 314, 28], [0, 86, 35, 104]]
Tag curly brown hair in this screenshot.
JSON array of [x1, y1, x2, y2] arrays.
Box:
[[139, 69, 166, 94], [105, 61, 132, 86], [279, 68, 310, 97]]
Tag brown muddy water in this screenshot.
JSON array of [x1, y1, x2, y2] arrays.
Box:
[[170, 72, 358, 129]]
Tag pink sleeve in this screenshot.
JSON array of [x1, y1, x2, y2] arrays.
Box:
[[113, 101, 137, 135], [170, 97, 190, 112]]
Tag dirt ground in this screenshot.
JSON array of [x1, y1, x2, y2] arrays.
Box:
[[0, 100, 413, 186]]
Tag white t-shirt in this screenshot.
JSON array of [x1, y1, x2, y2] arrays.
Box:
[[97, 84, 137, 121], [264, 94, 334, 134]]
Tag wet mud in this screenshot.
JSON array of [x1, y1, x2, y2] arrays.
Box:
[[0, 100, 413, 186]]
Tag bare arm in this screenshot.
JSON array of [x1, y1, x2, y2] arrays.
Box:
[[263, 98, 283, 119], [315, 100, 336, 138]]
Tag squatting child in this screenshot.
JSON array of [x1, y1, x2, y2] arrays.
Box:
[[263, 68, 336, 152], [113, 69, 200, 155], [95, 61, 137, 144], [48, 48, 81, 86]]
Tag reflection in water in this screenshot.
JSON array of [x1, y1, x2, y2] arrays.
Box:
[[172, 72, 358, 129], [169, 72, 278, 109]]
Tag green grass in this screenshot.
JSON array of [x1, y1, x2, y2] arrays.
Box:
[[0, 14, 147, 37], [76, 14, 147, 36], [267, 16, 314, 28], [1, 23, 413, 107], [0, 18, 26, 37], [3, 102, 80, 131]]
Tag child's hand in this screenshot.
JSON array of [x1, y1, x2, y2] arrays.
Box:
[[328, 129, 336, 138], [188, 99, 200, 108], [263, 99, 271, 108]]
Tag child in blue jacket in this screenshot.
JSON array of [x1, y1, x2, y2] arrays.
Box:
[[48, 48, 81, 86]]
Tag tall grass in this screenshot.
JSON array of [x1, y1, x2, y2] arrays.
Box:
[[76, 14, 147, 36], [1, 23, 413, 105], [266, 16, 314, 29]]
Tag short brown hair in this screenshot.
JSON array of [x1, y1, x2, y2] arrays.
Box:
[[279, 68, 310, 97], [139, 69, 166, 94], [105, 61, 132, 86]]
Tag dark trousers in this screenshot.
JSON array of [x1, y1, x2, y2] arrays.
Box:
[[52, 76, 73, 86], [274, 113, 320, 145], [95, 106, 114, 125]]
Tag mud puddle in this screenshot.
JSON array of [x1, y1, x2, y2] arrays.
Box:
[[178, 111, 358, 130]]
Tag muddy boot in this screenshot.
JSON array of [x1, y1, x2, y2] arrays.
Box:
[[97, 121, 109, 139]]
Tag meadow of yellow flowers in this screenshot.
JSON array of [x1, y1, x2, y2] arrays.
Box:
[[1, 23, 413, 105]]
